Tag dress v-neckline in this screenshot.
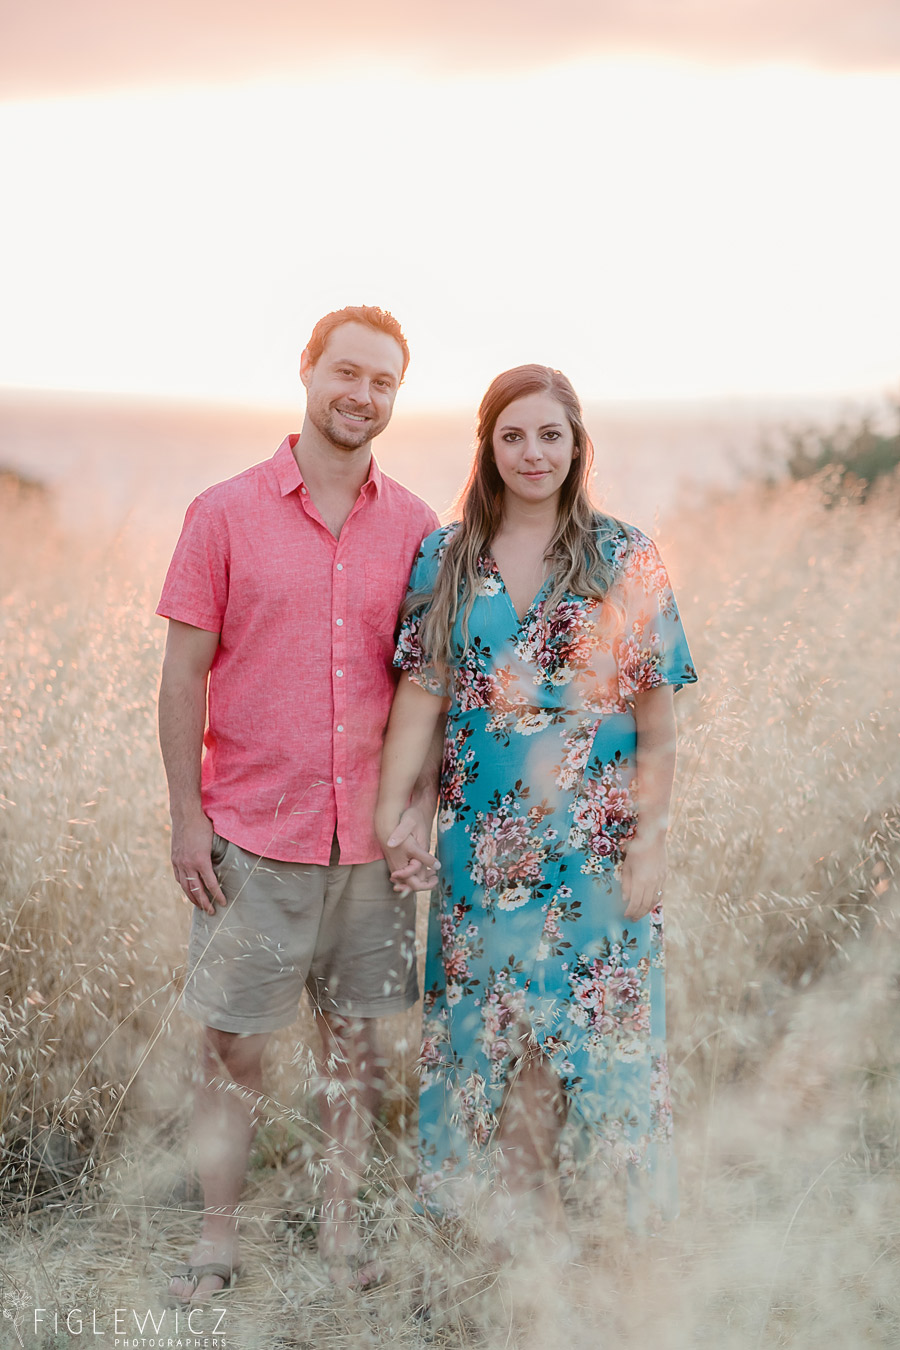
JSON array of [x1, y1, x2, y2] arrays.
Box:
[[484, 550, 548, 628]]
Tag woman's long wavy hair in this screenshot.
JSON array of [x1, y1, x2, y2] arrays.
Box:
[[410, 364, 625, 681]]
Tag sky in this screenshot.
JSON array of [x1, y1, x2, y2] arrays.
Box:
[[2, 0, 899, 411]]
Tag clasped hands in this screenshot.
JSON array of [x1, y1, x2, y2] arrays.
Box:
[[381, 814, 667, 908], [378, 806, 440, 895]]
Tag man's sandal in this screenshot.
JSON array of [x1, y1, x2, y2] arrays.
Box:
[[166, 1261, 242, 1307]]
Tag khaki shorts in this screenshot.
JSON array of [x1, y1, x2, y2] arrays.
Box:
[[183, 832, 418, 1033]]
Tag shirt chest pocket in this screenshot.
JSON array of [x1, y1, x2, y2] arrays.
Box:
[[362, 559, 409, 640]]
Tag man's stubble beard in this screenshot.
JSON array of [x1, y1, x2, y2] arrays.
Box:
[[311, 400, 387, 453]]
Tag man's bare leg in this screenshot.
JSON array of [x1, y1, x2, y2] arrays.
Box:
[[313, 1010, 383, 1282], [169, 1027, 269, 1303]]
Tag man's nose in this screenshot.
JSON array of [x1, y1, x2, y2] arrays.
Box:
[[348, 377, 373, 405]]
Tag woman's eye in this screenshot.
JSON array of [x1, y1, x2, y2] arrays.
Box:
[[501, 432, 521, 443], [543, 430, 561, 441]]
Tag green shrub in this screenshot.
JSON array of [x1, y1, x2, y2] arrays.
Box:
[[781, 396, 900, 496]]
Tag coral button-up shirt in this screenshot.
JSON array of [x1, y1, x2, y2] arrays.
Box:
[[157, 435, 439, 864]]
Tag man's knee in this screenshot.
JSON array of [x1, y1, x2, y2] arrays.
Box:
[[201, 1026, 268, 1078], [316, 1008, 372, 1051]]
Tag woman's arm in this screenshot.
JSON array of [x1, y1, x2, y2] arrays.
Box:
[[621, 683, 677, 921], [385, 716, 447, 892], [375, 677, 449, 892]]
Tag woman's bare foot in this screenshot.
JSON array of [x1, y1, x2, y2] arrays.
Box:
[[481, 1176, 575, 1267], [318, 1191, 387, 1291], [322, 1251, 386, 1291]]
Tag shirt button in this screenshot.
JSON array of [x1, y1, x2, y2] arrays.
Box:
[[337, 724, 344, 732], [336, 776, 343, 784], [300, 486, 307, 494], [336, 563, 343, 571], [336, 618, 343, 626], [336, 669, 344, 677]]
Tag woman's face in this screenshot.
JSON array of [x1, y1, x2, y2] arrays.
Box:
[[491, 392, 576, 508]]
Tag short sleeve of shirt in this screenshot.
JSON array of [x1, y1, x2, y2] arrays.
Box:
[[157, 495, 229, 633], [393, 527, 450, 696], [613, 530, 697, 701]]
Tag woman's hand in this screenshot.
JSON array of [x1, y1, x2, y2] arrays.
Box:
[[377, 804, 440, 895], [376, 677, 446, 894], [621, 833, 667, 921]]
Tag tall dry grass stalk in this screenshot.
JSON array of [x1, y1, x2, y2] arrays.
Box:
[[1, 468, 899, 1347]]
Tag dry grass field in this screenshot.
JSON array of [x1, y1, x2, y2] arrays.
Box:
[[1, 463, 899, 1349]]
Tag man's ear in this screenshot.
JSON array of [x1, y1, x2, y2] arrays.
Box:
[[299, 347, 314, 388]]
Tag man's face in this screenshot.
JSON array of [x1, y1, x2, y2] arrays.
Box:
[[300, 322, 405, 451]]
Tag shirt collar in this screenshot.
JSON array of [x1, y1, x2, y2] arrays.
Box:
[[274, 435, 304, 497], [273, 434, 383, 499], [365, 455, 383, 498]]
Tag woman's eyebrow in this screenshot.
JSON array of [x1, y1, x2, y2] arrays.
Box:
[[497, 421, 564, 431]]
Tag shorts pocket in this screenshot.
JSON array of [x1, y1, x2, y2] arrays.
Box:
[[210, 831, 230, 868]]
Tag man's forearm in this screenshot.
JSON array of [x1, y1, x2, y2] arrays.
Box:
[[158, 645, 227, 912], [158, 667, 209, 826]]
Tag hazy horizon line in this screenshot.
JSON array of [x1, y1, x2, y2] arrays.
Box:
[[0, 382, 888, 422]]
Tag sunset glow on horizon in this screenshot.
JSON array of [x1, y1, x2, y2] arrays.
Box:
[[2, 51, 899, 412]]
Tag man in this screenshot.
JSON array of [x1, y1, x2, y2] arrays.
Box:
[[157, 306, 440, 1301]]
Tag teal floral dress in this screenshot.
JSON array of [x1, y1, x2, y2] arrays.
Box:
[[394, 520, 697, 1223]]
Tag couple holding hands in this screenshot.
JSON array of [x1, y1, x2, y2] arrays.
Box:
[[157, 304, 697, 1302]]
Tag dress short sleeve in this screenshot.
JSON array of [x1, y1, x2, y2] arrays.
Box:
[[393, 526, 452, 696], [613, 529, 697, 701]]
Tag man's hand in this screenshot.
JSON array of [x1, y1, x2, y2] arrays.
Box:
[[159, 620, 223, 913], [621, 834, 667, 922], [382, 806, 440, 896], [171, 813, 228, 913]]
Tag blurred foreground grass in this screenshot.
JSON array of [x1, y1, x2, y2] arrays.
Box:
[[1, 467, 899, 1348]]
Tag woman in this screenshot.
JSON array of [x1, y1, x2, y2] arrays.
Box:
[[375, 365, 697, 1241]]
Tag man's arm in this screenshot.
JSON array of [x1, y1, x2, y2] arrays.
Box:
[[158, 618, 226, 912]]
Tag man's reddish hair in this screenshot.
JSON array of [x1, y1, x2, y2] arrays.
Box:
[[304, 305, 410, 375]]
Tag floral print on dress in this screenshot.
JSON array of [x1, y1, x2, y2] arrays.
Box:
[[395, 519, 697, 1223], [468, 784, 562, 915], [565, 935, 650, 1064], [568, 750, 638, 874], [438, 723, 479, 831]]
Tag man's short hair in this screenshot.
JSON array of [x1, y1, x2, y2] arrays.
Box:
[[305, 306, 410, 376]]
